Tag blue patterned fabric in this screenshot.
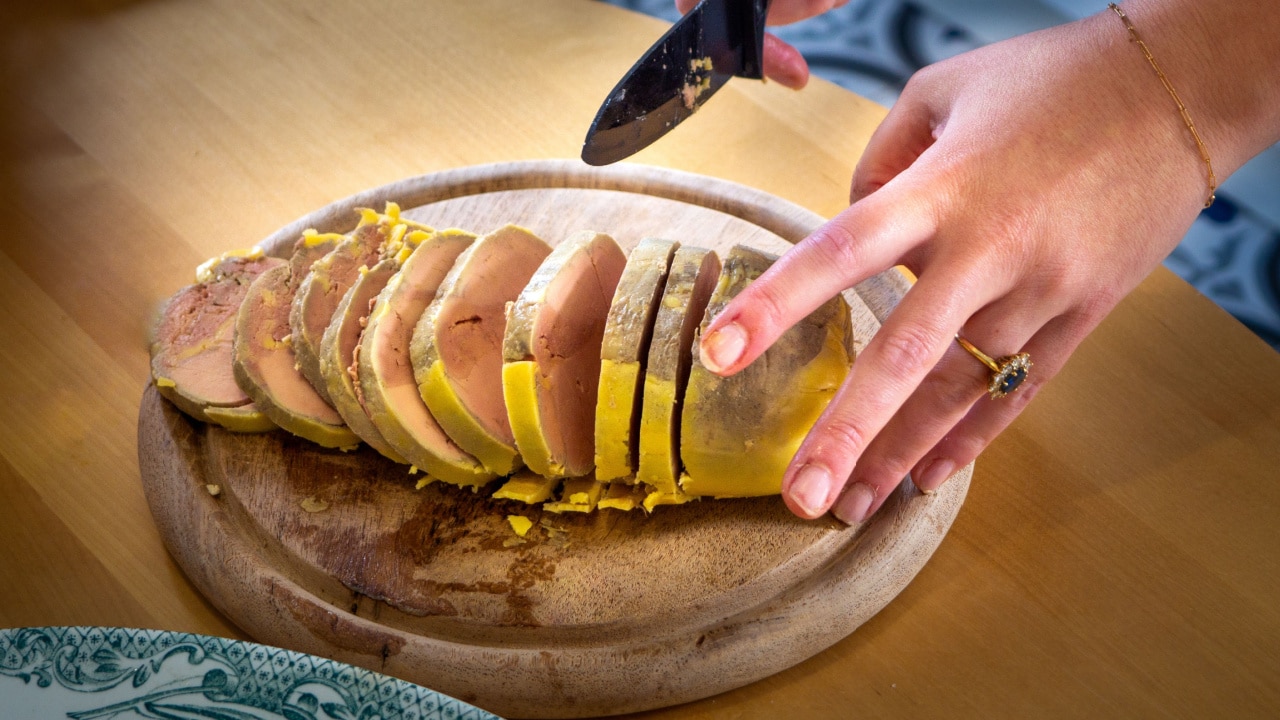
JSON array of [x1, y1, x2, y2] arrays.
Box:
[[601, 0, 1280, 351]]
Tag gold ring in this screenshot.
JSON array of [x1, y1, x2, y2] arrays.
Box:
[[955, 335, 1032, 399]]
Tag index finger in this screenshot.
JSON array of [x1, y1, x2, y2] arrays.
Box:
[[698, 186, 935, 376]]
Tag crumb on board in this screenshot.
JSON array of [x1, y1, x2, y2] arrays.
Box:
[[205, 484, 221, 497], [539, 517, 571, 547], [507, 515, 534, 537], [503, 515, 536, 548], [300, 496, 329, 513]]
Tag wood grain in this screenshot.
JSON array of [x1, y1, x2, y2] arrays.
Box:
[[138, 162, 969, 718]]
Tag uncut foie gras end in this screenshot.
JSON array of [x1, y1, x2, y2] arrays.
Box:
[[680, 244, 853, 498], [356, 230, 491, 487], [150, 249, 283, 426], [593, 237, 678, 484], [503, 230, 628, 479], [411, 225, 551, 477], [232, 234, 360, 449], [635, 244, 721, 496]]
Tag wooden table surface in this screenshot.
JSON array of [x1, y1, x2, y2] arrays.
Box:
[[2, 1, 1278, 717]]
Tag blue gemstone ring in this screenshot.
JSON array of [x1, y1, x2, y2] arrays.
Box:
[[955, 335, 1032, 399]]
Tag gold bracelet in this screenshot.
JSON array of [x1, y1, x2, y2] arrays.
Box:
[[1108, 3, 1217, 208]]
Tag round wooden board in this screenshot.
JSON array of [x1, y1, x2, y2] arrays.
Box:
[[138, 160, 971, 719]]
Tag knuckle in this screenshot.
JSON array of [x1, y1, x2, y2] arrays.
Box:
[[927, 361, 988, 409], [902, 65, 936, 95], [738, 279, 791, 338], [816, 416, 872, 460], [1078, 285, 1124, 324], [876, 322, 941, 375], [860, 450, 915, 489], [806, 221, 863, 278]]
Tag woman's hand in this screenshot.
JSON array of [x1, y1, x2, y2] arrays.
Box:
[[695, 6, 1250, 523], [674, 0, 853, 89]]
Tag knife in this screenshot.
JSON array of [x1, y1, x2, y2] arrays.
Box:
[[581, 0, 772, 166]]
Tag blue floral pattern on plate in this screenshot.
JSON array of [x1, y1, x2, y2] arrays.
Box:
[[0, 627, 501, 720]]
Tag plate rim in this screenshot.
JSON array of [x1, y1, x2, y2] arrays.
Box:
[[0, 625, 500, 719]]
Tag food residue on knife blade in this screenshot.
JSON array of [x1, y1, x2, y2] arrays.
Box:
[[680, 57, 714, 110]]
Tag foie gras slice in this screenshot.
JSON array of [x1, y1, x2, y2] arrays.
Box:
[[635, 245, 722, 494], [356, 230, 490, 487], [680, 245, 853, 497], [291, 204, 430, 406], [203, 403, 276, 433], [593, 238, 678, 483], [411, 225, 551, 476], [503, 231, 628, 479], [150, 249, 283, 423], [318, 224, 441, 464], [232, 234, 359, 449]]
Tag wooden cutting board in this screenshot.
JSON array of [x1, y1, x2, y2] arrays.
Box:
[[137, 160, 970, 719]]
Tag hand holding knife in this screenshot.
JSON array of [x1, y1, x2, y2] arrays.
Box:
[[581, 0, 774, 166]]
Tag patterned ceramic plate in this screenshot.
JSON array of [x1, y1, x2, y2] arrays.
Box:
[[0, 626, 501, 720]]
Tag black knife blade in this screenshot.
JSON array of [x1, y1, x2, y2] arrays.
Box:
[[581, 0, 771, 166]]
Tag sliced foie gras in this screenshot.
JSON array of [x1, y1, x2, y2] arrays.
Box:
[[233, 235, 359, 449], [150, 249, 283, 423], [318, 224, 439, 464], [593, 238, 678, 483], [291, 204, 432, 406], [680, 245, 853, 497], [411, 225, 551, 476], [357, 230, 490, 487], [503, 231, 628, 478], [635, 245, 722, 494], [203, 403, 276, 433]]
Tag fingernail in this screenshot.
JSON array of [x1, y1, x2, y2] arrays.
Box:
[[832, 482, 876, 525], [789, 464, 832, 517], [915, 458, 955, 494], [700, 322, 747, 373]]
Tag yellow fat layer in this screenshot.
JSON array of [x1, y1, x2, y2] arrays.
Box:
[[204, 405, 277, 433], [194, 246, 264, 283], [421, 359, 521, 475], [598, 483, 646, 511], [642, 487, 695, 513], [503, 360, 566, 478], [543, 478, 606, 514], [635, 376, 679, 494], [492, 472, 560, 504], [301, 228, 347, 247], [593, 358, 639, 482]]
